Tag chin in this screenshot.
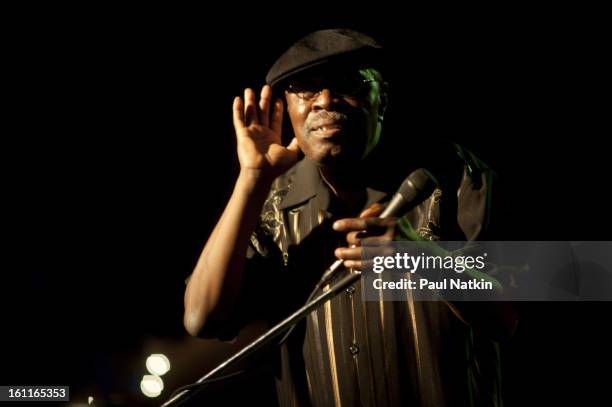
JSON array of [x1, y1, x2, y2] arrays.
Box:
[[314, 148, 363, 168]]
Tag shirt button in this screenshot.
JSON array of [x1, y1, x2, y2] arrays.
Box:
[[346, 285, 356, 296], [349, 343, 360, 355]]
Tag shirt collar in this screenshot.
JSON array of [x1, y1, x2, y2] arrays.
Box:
[[278, 158, 322, 210], [279, 157, 388, 212]]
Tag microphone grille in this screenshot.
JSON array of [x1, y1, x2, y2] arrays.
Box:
[[398, 168, 437, 202]]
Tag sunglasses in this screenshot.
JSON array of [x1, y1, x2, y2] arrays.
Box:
[[285, 72, 376, 100]]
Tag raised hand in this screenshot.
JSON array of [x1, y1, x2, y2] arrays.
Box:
[[233, 85, 300, 182]]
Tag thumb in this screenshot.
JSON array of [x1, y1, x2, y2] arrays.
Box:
[[286, 137, 300, 153], [359, 202, 384, 218]]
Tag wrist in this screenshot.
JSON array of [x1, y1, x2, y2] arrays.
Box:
[[237, 169, 274, 194]]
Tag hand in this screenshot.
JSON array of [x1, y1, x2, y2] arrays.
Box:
[[233, 85, 300, 182], [332, 203, 398, 270]]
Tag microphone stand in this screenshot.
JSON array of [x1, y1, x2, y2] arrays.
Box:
[[161, 269, 360, 407]]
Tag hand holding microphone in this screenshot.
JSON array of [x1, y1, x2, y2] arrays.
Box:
[[333, 202, 393, 270], [317, 168, 436, 287]]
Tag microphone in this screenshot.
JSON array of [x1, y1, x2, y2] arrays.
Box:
[[379, 168, 436, 218], [316, 168, 436, 288]]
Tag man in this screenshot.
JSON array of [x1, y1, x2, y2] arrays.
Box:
[[184, 29, 516, 406]]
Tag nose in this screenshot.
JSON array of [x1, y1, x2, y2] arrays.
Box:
[[312, 88, 340, 111]]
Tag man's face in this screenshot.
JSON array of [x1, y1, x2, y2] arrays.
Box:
[[284, 67, 385, 168]]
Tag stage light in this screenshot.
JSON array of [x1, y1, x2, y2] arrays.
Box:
[[140, 374, 164, 397], [146, 353, 171, 376]]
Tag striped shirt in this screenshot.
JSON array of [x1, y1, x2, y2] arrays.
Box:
[[234, 150, 504, 406]]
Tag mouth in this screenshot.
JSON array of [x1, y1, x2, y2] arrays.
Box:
[[310, 122, 345, 138]]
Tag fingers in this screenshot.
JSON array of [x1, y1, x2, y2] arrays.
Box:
[[347, 230, 367, 246], [271, 97, 284, 134], [238, 86, 281, 131], [333, 217, 367, 232], [333, 203, 396, 270], [346, 230, 393, 248], [333, 203, 395, 270], [342, 259, 374, 270], [359, 234, 395, 246], [335, 246, 361, 260], [335, 246, 363, 270], [335, 244, 392, 260], [232, 96, 245, 130], [244, 88, 259, 125], [335, 243, 393, 270], [335, 203, 386, 244], [334, 217, 394, 232], [334, 246, 375, 270], [259, 85, 272, 127], [334, 217, 396, 248], [359, 202, 384, 218]]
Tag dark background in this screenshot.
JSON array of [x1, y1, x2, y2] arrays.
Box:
[[2, 6, 610, 406]]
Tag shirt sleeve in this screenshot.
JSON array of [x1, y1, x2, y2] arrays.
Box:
[[198, 226, 284, 341]]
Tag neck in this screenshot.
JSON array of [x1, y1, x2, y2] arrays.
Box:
[[318, 165, 366, 208]]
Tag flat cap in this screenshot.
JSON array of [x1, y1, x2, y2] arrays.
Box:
[[266, 28, 383, 87]]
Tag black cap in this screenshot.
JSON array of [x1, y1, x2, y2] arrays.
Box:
[[265, 28, 383, 88]]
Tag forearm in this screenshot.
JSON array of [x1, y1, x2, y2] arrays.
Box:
[[184, 170, 272, 337]]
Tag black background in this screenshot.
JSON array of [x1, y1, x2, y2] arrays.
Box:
[[2, 6, 611, 406]]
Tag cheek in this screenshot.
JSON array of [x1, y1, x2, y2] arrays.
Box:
[[287, 103, 308, 139]]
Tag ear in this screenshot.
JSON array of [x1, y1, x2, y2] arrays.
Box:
[[378, 81, 389, 121]]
